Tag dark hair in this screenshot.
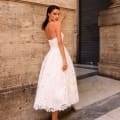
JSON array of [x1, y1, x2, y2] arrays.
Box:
[[41, 5, 60, 30]]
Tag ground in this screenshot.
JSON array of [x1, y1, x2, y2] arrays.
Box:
[[58, 64, 120, 120]]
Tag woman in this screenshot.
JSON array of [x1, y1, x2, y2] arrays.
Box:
[[33, 5, 79, 120]]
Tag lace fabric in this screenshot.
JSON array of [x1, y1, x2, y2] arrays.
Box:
[[33, 33, 79, 112]]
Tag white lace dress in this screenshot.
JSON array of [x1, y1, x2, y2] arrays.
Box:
[[33, 33, 79, 112]]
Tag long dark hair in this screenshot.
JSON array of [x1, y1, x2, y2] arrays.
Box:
[[41, 5, 60, 30]]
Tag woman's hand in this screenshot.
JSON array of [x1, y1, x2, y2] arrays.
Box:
[[59, 9, 66, 22], [62, 60, 68, 71], [60, 9, 66, 17]]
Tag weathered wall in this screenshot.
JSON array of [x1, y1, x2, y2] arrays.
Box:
[[98, 0, 120, 79], [0, 0, 77, 91], [0, 85, 51, 120], [0, 0, 77, 119]]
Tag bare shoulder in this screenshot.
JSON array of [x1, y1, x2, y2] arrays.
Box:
[[47, 21, 61, 28], [54, 21, 61, 26], [46, 21, 61, 32], [54, 21, 62, 30]]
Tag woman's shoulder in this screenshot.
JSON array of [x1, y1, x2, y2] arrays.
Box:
[[55, 20, 61, 25], [50, 21, 61, 26], [46, 21, 61, 31], [54, 21, 62, 30]]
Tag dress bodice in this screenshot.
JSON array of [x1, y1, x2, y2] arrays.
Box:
[[48, 32, 64, 49]]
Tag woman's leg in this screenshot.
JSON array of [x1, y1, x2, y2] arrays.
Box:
[[52, 111, 59, 120]]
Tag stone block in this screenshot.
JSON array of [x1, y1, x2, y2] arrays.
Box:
[[98, 3, 120, 79], [0, 84, 50, 120]]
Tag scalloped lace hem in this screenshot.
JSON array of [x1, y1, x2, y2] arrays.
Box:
[[33, 103, 74, 112]]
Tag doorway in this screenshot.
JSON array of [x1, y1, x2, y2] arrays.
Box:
[[76, 0, 112, 65]]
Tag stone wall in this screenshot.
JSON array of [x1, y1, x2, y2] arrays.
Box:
[[98, 0, 120, 79], [0, 0, 77, 119]]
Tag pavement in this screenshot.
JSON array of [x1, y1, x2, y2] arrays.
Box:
[[59, 64, 120, 120]]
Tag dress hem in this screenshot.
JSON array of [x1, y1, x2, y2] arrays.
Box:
[[33, 100, 79, 112]]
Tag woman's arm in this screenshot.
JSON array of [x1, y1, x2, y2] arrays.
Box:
[[55, 21, 67, 68]]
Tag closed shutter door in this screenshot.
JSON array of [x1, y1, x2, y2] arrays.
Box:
[[78, 0, 111, 65]]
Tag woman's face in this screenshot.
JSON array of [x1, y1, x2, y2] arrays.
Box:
[[48, 9, 60, 22]]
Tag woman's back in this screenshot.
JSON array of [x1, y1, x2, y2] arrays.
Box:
[[45, 21, 60, 40]]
